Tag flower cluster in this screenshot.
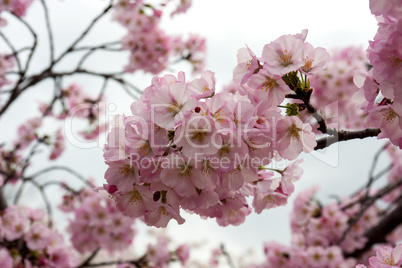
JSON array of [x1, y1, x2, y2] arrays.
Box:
[[113, 0, 205, 74], [356, 0, 402, 148], [308, 46, 371, 131], [0, 54, 14, 89], [0, 205, 78, 268], [103, 31, 329, 227], [245, 186, 380, 268], [0, 0, 33, 25], [63, 188, 136, 254], [39, 83, 107, 141]]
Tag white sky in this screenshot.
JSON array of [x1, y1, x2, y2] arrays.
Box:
[[0, 0, 389, 265]]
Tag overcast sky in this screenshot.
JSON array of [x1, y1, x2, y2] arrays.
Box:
[[0, 0, 389, 265]]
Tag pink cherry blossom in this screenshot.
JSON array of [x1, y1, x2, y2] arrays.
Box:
[[276, 116, 317, 160], [369, 244, 402, 267], [300, 42, 330, 74], [148, 78, 196, 129], [262, 34, 304, 76], [188, 70, 216, 99], [174, 113, 222, 158], [233, 45, 261, 85], [247, 67, 292, 107]]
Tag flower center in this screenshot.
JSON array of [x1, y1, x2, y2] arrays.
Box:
[[302, 56, 314, 72], [262, 77, 278, 92], [191, 130, 208, 142], [382, 253, 393, 265], [246, 59, 252, 70], [219, 143, 231, 156], [158, 206, 169, 217], [129, 191, 142, 205], [119, 164, 135, 176], [178, 163, 191, 177], [287, 124, 301, 139], [389, 54, 401, 67], [167, 100, 182, 116], [383, 108, 397, 123], [279, 50, 292, 66]]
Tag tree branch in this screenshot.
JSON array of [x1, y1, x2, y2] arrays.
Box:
[[346, 199, 402, 259], [53, 0, 113, 65], [314, 128, 381, 150], [0, 188, 8, 211], [40, 0, 55, 64]]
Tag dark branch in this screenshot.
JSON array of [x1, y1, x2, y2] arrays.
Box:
[[40, 0, 55, 63], [53, 0, 113, 65], [77, 248, 100, 268], [314, 128, 381, 150], [0, 188, 8, 211], [346, 199, 402, 259]]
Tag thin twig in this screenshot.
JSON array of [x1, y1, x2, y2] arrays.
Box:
[[0, 30, 22, 71], [29, 180, 53, 228], [53, 0, 113, 65], [40, 0, 55, 63], [364, 143, 390, 199], [11, 12, 38, 75], [29, 165, 94, 187], [77, 248, 100, 268]]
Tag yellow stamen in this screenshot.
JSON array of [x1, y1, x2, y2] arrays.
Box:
[[262, 78, 278, 92], [279, 50, 292, 66], [287, 124, 301, 139]]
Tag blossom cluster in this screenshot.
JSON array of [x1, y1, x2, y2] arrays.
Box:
[[103, 31, 330, 227], [61, 188, 136, 254], [0, 54, 14, 89], [244, 142, 402, 268], [0, 0, 33, 25], [39, 83, 107, 141], [244, 187, 378, 268], [355, 0, 402, 148], [308, 46, 371, 131], [113, 0, 206, 74], [0, 205, 78, 268]]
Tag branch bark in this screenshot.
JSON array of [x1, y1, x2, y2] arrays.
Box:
[[0, 188, 8, 211], [314, 128, 382, 150]]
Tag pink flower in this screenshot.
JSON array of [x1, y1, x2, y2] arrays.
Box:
[[0, 248, 13, 268], [247, 67, 292, 107], [188, 70, 216, 99], [300, 42, 330, 74], [160, 153, 213, 196], [176, 244, 190, 265], [276, 116, 317, 160], [24, 223, 51, 250], [367, 105, 402, 147], [116, 185, 156, 218], [171, 0, 192, 17], [2, 206, 28, 241], [104, 159, 140, 192], [215, 198, 251, 226], [262, 34, 304, 76], [369, 244, 402, 267], [144, 203, 185, 227], [233, 46, 261, 85], [174, 113, 222, 158], [148, 77, 196, 129], [47, 246, 74, 268], [49, 128, 65, 160]]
